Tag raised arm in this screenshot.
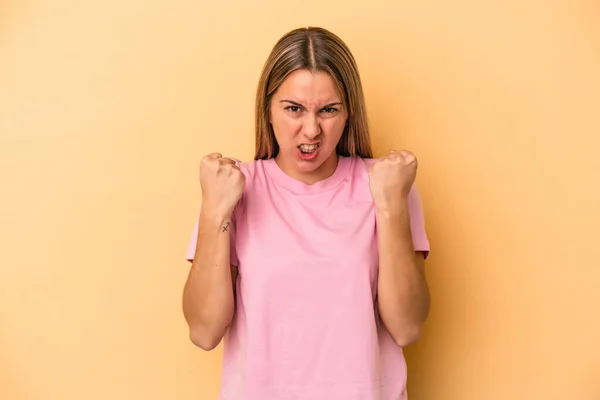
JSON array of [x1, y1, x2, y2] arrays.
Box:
[[369, 150, 431, 347], [182, 153, 245, 350]]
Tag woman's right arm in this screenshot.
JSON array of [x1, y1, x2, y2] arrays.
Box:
[[182, 206, 237, 351], [182, 153, 244, 350]]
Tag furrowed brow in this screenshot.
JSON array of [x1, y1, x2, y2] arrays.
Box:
[[279, 100, 343, 108], [280, 100, 304, 107]]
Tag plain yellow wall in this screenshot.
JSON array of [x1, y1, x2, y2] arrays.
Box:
[[1, 0, 599, 399]]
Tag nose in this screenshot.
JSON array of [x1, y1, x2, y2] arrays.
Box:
[[302, 113, 321, 140]]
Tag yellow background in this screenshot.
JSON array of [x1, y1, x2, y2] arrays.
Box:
[[1, 0, 599, 399]]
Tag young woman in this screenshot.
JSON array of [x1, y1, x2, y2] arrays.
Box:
[[183, 26, 431, 400]]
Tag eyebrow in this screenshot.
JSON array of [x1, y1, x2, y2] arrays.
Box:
[[280, 100, 343, 108]]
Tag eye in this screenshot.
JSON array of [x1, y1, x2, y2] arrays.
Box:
[[285, 106, 301, 113], [321, 107, 339, 114]]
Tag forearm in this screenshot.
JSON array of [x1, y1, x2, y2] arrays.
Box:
[[376, 200, 430, 347], [182, 207, 235, 350]]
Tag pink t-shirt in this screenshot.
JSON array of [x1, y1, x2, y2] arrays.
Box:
[[186, 155, 430, 400]]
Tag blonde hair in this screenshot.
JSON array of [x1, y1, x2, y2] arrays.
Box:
[[254, 27, 373, 159]]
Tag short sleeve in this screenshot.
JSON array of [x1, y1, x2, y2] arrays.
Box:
[[185, 210, 239, 266], [407, 185, 431, 259]]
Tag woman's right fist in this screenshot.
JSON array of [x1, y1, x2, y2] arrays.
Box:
[[199, 152, 246, 218]]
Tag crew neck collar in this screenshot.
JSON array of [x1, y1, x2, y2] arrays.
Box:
[[263, 156, 352, 194]]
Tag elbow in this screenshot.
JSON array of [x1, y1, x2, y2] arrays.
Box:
[[390, 325, 422, 348], [189, 327, 223, 351]]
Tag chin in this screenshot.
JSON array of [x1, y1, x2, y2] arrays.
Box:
[[279, 147, 335, 172]]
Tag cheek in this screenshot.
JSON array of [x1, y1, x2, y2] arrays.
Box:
[[322, 117, 347, 140], [273, 117, 301, 141]]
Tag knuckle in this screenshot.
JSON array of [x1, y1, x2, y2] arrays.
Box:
[[202, 152, 222, 162]]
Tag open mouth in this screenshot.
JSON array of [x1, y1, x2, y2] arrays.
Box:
[[298, 143, 319, 154]]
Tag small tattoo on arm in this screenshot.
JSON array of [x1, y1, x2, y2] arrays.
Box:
[[222, 222, 230, 232]]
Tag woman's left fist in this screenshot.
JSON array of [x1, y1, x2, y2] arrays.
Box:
[[368, 150, 418, 211]]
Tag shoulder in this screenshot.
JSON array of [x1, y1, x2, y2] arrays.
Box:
[[230, 158, 269, 183], [227, 159, 272, 206], [355, 156, 377, 168], [349, 156, 425, 208], [344, 155, 376, 177], [353, 155, 422, 185]]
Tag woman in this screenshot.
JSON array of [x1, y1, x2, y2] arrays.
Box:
[[183, 26, 431, 400]]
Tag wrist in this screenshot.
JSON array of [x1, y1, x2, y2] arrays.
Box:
[[375, 198, 409, 220], [199, 204, 232, 225]]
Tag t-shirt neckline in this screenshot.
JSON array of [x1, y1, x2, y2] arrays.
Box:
[[263, 155, 352, 193]]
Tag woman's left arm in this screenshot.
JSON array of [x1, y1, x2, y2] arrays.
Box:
[[376, 201, 430, 347], [368, 150, 430, 347]]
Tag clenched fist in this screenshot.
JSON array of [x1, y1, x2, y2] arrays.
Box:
[[368, 150, 418, 212], [199, 152, 246, 218]]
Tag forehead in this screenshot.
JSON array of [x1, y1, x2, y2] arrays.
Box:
[[275, 69, 341, 104]]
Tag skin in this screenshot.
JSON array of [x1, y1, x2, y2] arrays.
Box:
[[183, 68, 429, 350], [369, 150, 430, 346], [182, 153, 244, 350], [269, 69, 347, 184]]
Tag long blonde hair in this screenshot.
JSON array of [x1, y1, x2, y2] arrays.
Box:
[[254, 27, 373, 160]]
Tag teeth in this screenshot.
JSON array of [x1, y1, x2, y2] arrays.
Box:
[[299, 144, 318, 153]]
